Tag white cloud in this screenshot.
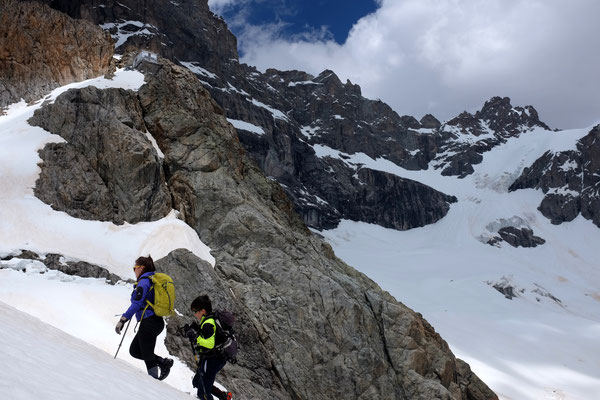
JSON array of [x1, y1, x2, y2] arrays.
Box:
[[208, 0, 241, 14], [234, 0, 600, 129]]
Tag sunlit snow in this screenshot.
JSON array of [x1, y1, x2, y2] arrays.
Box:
[[319, 124, 600, 400], [0, 69, 214, 276], [1, 65, 599, 400], [0, 69, 219, 398]]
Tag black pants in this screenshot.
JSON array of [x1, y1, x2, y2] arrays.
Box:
[[129, 314, 164, 369], [193, 356, 227, 400]]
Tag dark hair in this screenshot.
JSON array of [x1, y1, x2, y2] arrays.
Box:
[[190, 295, 212, 314], [135, 255, 155, 275]]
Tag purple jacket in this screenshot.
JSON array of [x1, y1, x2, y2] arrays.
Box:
[[122, 272, 156, 321]]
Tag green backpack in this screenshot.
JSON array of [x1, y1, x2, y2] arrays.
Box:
[[141, 273, 175, 317]]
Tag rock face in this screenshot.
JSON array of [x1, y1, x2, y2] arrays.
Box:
[[433, 97, 551, 178], [33, 0, 555, 235], [28, 53, 497, 399], [29, 86, 172, 224], [496, 227, 546, 248], [0, 250, 123, 284], [32, 0, 458, 232], [509, 125, 600, 227], [0, 1, 113, 108], [32, 0, 238, 78]]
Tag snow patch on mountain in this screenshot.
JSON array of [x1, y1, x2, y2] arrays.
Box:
[[227, 118, 265, 135], [100, 21, 159, 49], [179, 61, 218, 79], [0, 69, 214, 278], [0, 300, 196, 400], [320, 123, 600, 399]]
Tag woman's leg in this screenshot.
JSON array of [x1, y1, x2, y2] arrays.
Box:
[[132, 315, 164, 377], [129, 331, 142, 360]]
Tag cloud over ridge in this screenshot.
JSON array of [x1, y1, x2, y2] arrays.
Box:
[[215, 0, 600, 129]]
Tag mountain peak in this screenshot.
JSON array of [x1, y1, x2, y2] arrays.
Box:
[[315, 69, 343, 85], [476, 96, 551, 134]]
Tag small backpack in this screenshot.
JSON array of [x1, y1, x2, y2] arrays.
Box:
[[142, 273, 175, 317], [212, 309, 239, 363]]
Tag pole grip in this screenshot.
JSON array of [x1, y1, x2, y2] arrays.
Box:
[[114, 319, 132, 359]]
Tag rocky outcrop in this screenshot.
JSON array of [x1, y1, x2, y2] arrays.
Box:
[[29, 86, 172, 224], [496, 227, 546, 248], [35, 0, 238, 78], [433, 97, 551, 177], [486, 277, 562, 305], [509, 125, 600, 227], [0, 250, 123, 284], [138, 58, 495, 400], [30, 52, 496, 399], [204, 66, 454, 230], [0, 1, 113, 108], [479, 216, 546, 248]]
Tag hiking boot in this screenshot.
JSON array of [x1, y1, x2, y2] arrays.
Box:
[[158, 358, 174, 380], [147, 366, 160, 379], [212, 387, 232, 400]]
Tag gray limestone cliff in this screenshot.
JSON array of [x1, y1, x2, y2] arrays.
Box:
[[26, 53, 497, 399]]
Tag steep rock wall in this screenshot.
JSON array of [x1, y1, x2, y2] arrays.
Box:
[[0, 1, 113, 108], [29, 56, 497, 399]]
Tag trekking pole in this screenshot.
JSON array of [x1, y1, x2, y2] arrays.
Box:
[[114, 319, 132, 359]]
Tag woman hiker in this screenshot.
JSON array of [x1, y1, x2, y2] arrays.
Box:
[[115, 255, 174, 380]]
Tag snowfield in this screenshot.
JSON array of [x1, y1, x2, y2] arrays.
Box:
[[0, 68, 218, 398], [319, 125, 600, 400], [1, 67, 599, 400], [0, 300, 194, 399]]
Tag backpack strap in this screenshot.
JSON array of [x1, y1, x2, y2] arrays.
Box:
[[133, 276, 155, 332]]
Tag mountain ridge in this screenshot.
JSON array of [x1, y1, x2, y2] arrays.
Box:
[[0, 3, 499, 397]]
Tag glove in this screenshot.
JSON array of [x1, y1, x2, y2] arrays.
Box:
[[115, 316, 128, 335], [183, 323, 199, 341]]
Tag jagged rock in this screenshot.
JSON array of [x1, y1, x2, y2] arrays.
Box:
[[1, 1, 113, 108], [435, 97, 550, 177], [0, 250, 123, 284], [486, 277, 520, 300], [538, 194, 581, 224], [481, 217, 545, 248], [35, 143, 117, 221], [38, 0, 238, 78], [29, 86, 172, 224], [497, 227, 546, 248], [351, 168, 456, 230], [23, 4, 497, 398], [579, 125, 600, 227], [132, 57, 496, 399], [43, 254, 124, 284], [400, 115, 421, 129], [476, 96, 550, 136], [420, 114, 441, 129], [509, 125, 600, 227]]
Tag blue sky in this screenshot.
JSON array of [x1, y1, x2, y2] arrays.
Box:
[[213, 0, 379, 45], [209, 0, 600, 130]]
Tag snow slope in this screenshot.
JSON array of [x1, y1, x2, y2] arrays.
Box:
[[0, 300, 193, 399], [0, 68, 221, 397], [0, 68, 214, 275], [1, 63, 599, 399], [320, 126, 600, 400]]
